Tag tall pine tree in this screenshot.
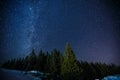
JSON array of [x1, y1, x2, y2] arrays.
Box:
[[50, 49, 63, 75], [61, 43, 80, 80]]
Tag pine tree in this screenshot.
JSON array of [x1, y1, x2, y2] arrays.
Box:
[[50, 49, 58, 74], [26, 49, 37, 70], [37, 49, 45, 71], [45, 51, 51, 72], [58, 50, 63, 75], [61, 43, 80, 80]]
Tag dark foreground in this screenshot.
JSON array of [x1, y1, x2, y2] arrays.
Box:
[[0, 69, 41, 80], [0, 69, 120, 80]]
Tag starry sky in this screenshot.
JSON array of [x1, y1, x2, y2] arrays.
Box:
[[0, 0, 120, 65]]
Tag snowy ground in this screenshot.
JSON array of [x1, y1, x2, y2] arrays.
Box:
[[102, 75, 120, 80], [0, 69, 41, 80]]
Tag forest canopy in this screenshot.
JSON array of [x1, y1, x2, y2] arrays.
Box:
[[1, 43, 120, 80]]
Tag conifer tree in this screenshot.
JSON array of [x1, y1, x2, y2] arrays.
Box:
[[26, 49, 37, 70], [50, 49, 58, 74], [45, 51, 51, 72], [61, 43, 80, 80], [37, 49, 45, 71]]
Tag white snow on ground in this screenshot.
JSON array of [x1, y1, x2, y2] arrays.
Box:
[[102, 75, 120, 80]]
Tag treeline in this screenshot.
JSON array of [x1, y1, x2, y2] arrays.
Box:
[[1, 43, 120, 80]]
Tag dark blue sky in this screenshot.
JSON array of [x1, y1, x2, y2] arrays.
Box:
[[0, 0, 120, 65]]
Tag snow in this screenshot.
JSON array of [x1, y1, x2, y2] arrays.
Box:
[[102, 75, 120, 80], [27, 70, 42, 74]]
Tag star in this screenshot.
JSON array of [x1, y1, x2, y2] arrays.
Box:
[[29, 7, 32, 11]]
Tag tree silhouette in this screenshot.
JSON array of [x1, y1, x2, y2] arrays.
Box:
[[1, 43, 120, 80], [61, 43, 80, 80]]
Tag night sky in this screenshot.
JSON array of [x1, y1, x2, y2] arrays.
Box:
[[0, 0, 120, 65]]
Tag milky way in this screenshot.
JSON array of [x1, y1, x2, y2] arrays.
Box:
[[0, 0, 120, 65]]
